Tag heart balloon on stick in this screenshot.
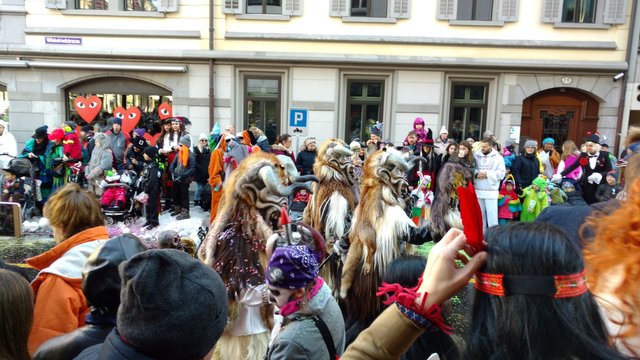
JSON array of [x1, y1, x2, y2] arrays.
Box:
[[143, 132, 161, 147], [158, 103, 173, 120], [113, 106, 142, 136], [74, 96, 102, 124]]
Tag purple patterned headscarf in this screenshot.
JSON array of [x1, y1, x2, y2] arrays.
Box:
[[266, 245, 319, 289]]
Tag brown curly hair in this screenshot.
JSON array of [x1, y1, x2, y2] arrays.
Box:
[[583, 177, 640, 354]]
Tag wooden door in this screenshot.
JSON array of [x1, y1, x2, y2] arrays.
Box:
[[521, 88, 599, 152]]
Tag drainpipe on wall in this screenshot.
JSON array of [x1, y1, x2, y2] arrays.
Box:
[[615, 0, 639, 153], [208, 0, 215, 131]]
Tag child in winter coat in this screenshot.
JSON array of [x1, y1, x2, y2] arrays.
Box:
[[595, 171, 623, 203], [411, 173, 434, 227], [291, 189, 310, 213], [141, 147, 161, 229], [99, 171, 126, 209], [519, 176, 549, 222], [498, 176, 521, 224], [1, 167, 25, 205]]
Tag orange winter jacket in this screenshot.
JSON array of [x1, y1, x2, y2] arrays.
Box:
[[26, 226, 109, 354], [209, 136, 227, 188]]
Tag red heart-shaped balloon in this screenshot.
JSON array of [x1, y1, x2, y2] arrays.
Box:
[[113, 107, 142, 136], [158, 103, 173, 120], [74, 96, 102, 123], [143, 132, 161, 147]]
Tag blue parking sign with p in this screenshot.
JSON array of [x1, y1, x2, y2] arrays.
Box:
[[289, 108, 308, 136]]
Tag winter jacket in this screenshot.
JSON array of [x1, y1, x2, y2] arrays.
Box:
[[141, 161, 161, 196], [473, 149, 506, 199], [73, 329, 157, 360], [34, 314, 114, 360], [106, 130, 127, 165], [519, 186, 548, 222], [124, 148, 145, 174], [208, 137, 227, 189], [63, 131, 83, 162], [85, 134, 113, 181], [271, 143, 295, 163], [342, 304, 424, 360], [511, 154, 540, 190], [169, 150, 196, 183], [27, 226, 109, 354], [266, 283, 346, 360], [194, 145, 211, 184], [296, 150, 317, 176], [595, 183, 623, 203], [565, 191, 589, 206]]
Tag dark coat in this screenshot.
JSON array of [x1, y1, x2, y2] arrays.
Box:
[[296, 150, 317, 176], [35, 316, 114, 360], [141, 161, 161, 196], [169, 151, 196, 183], [193, 146, 211, 184], [595, 183, 622, 203], [561, 151, 613, 204], [511, 153, 540, 189], [124, 147, 145, 174], [73, 329, 156, 360]]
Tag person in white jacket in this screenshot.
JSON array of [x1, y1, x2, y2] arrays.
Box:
[[473, 138, 506, 229], [0, 120, 17, 169]]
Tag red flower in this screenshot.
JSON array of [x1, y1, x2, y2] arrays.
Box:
[[579, 157, 588, 166]]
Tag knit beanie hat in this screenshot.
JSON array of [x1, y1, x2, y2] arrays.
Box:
[[440, 125, 448, 135], [266, 245, 319, 290], [117, 250, 228, 360], [532, 176, 547, 190], [111, 117, 122, 126], [133, 128, 146, 138], [542, 137, 555, 145], [524, 140, 538, 150], [607, 170, 618, 181], [143, 146, 158, 160], [82, 234, 147, 314], [179, 134, 192, 148], [198, 133, 208, 142], [133, 138, 147, 150]]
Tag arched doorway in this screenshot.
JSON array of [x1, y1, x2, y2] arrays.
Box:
[[520, 88, 600, 151], [65, 76, 172, 129]]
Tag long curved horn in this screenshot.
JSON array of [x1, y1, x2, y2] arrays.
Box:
[[259, 166, 311, 197], [293, 174, 319, 183], [330, 144, 354, 157], [407, 156, 428, 169], [384, 152, 410, 171]]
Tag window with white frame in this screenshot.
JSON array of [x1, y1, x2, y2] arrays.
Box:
[[448, 83, 488, 143], [346, 80, 384, 141], [330, 0, 409, 20], [541, 0, 627, 26], [223, 0, 302, 16], [46, 0, 176, 13], [244, 76, 282, 144], [436, 0, 518, 23]]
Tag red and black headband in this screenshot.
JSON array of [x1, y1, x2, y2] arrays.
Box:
[[475, 270, 588, 298]]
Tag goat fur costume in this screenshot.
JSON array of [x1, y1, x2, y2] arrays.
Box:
[[303, 138, 358, 294], [340, 149, 433, 326], [199, 152, 317, 360]]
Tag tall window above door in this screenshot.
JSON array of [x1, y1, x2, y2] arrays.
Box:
[[244, 76, 281, 144], [346, 80, 384, 142], [436, 0, 518, 24], [330, 0, 409, 21], [448, 83, 488, 143], [541, 0, 627, 26]]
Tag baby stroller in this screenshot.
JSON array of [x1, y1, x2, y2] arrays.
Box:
[[3, 157, 38, 221], [101, 170, 140, 225]]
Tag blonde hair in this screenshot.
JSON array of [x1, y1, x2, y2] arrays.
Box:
[[0, 270, 33, 360], [561, 140, 578, 161], [44, 182, 104, 239]]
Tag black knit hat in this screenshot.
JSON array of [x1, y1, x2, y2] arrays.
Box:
[[32, 125, 48, 140], [133, 138, 147, 150], [143, 146, 158, 160], [117, 250, 228, 360], [82, 234, 147, 314]]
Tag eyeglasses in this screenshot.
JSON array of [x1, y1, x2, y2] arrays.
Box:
[[200, 139, 208, 142]]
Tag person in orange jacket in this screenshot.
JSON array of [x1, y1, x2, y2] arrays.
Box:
[[26, 183, 109, 354], [209, 134, 228, 224]]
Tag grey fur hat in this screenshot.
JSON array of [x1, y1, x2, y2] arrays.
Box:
[[117, 249, 228, 360], [524, 140, 538, 150]]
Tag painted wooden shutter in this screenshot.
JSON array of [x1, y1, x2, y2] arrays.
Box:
[[45, 0, 67, 9], [603, 0, 627, 24], [283, 0, 302, 16], [436, 0, 456, 20], [390, 0, 410, 19], [497, 0, 518, 22], [158, 0, 179, 12], [541, 0, 561, 23], [222, 0, 242, 14], [330, 0, 348, 17]]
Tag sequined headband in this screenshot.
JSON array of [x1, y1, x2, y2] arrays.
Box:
[[474, 270, 588, 298]]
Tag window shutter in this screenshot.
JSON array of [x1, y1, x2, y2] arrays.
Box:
[[497, 0, 518, 22], [390, 0, 410, 19], [283, 0, 302, 16], [222, 0, 242, 14], [541, 0, 561, 23], [158, 0, 178, 12], [330, 0, 348, 17], [436, 0, 456, 20], [45, 0, 67, 9], [603, 0, 627, 24]]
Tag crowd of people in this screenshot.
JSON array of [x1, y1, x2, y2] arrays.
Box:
[[1, 114, 640, 360]]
